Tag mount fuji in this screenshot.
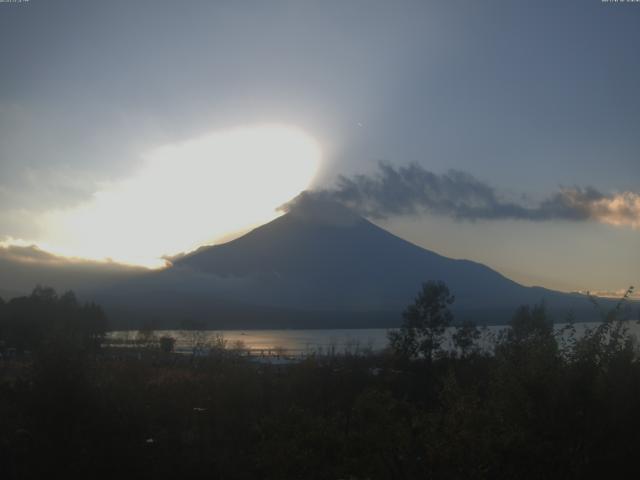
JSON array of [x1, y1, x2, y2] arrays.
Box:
[[96, 199, 597, 328]]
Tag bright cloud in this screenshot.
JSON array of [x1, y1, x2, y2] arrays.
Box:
[[29, 125, 321, 267], [588, 192, 640, 229]]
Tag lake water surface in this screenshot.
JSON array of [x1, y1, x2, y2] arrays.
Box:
[[107, 321, 640, 356]]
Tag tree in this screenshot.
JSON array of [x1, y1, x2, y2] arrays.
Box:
[[575, 286, 636, 367], [0, 286, 107, 354], [495, 302, 558, 370], [388, 280, 455, 361], [508, 302, 552, 343], [452, 319, 480, 357], [159, 335, 176, 353], [30, 285, 58, 303]]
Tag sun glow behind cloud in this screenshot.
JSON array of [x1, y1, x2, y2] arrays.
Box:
[[34, 125, 321, 267], [588, 192, 640, 229]]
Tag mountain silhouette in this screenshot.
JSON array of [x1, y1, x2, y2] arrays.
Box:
[[97, 199, 598, 328]]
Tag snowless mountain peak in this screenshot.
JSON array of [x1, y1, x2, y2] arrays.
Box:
[[279, 192, 363, 227]]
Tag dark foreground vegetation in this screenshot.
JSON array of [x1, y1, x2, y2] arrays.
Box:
[[0, 284, 638, 479]]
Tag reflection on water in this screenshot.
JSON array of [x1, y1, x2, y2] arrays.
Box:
[[108, 329, 389, 356], [107, 321, 640, 356]]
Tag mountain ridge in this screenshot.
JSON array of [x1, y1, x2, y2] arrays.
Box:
[[94, 202, 605, 328]]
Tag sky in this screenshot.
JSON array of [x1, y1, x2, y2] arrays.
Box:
[[0, 0, 638, 296]]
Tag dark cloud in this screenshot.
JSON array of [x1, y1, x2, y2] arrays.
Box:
[[0, 244, 148, 295], [0, 244, 150, 268], [0, 244, 60, 264], [282, 163, 640, 228]]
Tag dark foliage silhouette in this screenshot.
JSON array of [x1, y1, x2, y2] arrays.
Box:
[[0, 286, 107, 355], [388, 280, 455, 361], [452, 318, 481, 357], [0, 283, 639, 479]]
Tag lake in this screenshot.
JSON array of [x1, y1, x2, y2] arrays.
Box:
[[107, 321, 639, 356]]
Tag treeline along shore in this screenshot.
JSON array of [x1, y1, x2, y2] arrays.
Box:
[[0, 283, 639, 479]]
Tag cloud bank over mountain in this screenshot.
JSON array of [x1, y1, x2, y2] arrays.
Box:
[[283, 163, 640, 229], [0, 243, 146, 296]]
